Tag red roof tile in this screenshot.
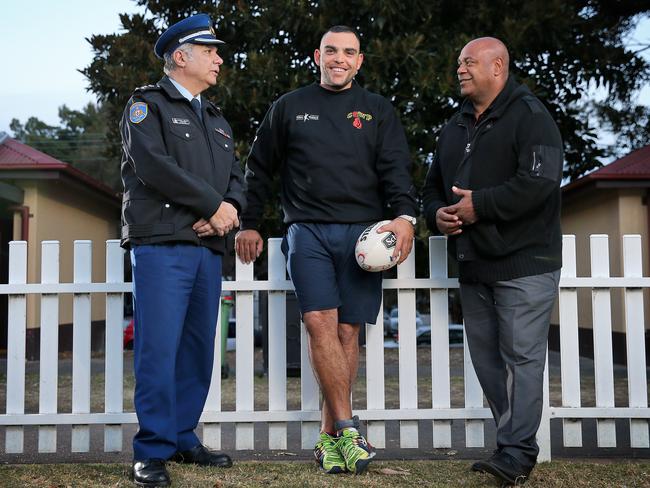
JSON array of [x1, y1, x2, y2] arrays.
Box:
[[0, 136, 119, 201], [589, 145, 650, 179], [563, 144, 650, 194]]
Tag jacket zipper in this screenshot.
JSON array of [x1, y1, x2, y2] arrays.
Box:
[[453, 116, 493, 192]]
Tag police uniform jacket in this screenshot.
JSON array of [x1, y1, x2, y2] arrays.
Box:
[[422, 76, 563, 283], [120, 76, 246, 254]]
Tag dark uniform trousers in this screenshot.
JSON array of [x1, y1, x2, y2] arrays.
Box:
[[460, 270, 560, 467], [130, 243, 222, 461]]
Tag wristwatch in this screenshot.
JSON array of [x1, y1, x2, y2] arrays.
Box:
[[398, 215, 417, 226]]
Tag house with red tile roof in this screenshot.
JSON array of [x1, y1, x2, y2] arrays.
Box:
[[0, 132, 120, 358], [555, 145, 650, 362]]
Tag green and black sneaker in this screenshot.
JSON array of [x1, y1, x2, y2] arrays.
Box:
[[314, 432, 346, 474], [337, 428, 375, 475]]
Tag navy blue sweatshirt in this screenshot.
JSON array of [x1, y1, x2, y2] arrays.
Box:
[[241, 82, 417, 230]]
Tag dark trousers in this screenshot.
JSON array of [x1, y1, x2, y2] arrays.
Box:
[[460, 270, 560, 466], [130, 244, 222, 460]]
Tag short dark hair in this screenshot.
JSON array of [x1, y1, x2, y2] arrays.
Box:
[[321, 25, 361, 48]]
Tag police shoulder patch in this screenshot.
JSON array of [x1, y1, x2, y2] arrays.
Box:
[[129, 102, 148, 124]]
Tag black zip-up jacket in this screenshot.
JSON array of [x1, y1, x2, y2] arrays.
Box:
[[120, 76, 246, 254], [423, 77, 563, 282], [241, 82, 417, 230]]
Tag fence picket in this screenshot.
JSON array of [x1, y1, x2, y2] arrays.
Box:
[[203, 300, 223, 450], [559, 236, 582, 447], [300, 324, 320, 449], [429, 237, 452, 448], [622, 235, 649, 448], [267, 239, 288, 450], [235, 260, 255, 449], [398, 247, 418, 448], [538, 351, 552, 462], [5, 241, 27, 453], [38, 241, 59, 452], [104, 240, 124, 452], [366, 301, 386, 448], [71, 241, 91, 452], [464, 337, 484, 447], [590, 235, 617, 447]]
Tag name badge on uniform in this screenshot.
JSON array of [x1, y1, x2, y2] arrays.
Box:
[[172, 118, 191, 125], [129, 102, 148, 124], [215, 127, 231, 139]]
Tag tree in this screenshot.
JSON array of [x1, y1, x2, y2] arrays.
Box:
[[81, 0, 650, 229], [10, 103, 121, 191]]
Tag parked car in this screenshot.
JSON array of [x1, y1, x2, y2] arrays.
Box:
[[387, 308, 423, 337], [123, 318, 134, 349], [415, 323, 464, 346]]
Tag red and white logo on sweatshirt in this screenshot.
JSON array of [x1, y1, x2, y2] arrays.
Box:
[[347, 111, 373, 129]]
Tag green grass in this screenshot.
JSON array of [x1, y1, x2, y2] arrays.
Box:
[[0, 460, 648, 487]]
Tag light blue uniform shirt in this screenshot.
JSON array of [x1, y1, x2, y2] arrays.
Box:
[[169, 77, 201, 106]]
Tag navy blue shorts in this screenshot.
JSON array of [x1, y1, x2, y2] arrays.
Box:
[[282, 223, 382, 325]]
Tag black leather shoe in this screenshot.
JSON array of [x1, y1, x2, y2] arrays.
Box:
[[173, 443, 233, 468], [473, 451, 533, 486], [471, 449, 500, 472], [132, 459, 170, 487]]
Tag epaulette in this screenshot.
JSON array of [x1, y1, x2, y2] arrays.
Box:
[[134, 83, 162, 93], [206, 99, 222, 115], [522, 95, 543, 114]]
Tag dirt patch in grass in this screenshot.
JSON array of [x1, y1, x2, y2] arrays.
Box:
[[0, 460, 648, 487]]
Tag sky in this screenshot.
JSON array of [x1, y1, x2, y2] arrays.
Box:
[[0, 1, 648, 137], [0, 0, 146, 134]]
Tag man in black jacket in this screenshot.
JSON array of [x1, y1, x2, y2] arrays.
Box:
[[236, 26, 417, 475], [120, 14, 244, 487], [423, 37, 562, 485]]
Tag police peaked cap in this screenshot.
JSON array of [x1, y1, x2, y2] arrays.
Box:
[[154, 13, 224, 59]]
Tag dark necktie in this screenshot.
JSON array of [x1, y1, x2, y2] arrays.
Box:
[[191, 98, 203, 122]]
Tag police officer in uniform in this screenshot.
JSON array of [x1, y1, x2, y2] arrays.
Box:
[[120, 14, 245, 487]]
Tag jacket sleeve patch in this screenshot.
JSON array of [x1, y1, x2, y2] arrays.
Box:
[[129, 102, 148, 124], [530, 144, 562, 181]]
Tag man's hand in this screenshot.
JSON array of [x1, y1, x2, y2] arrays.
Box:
[[208, 201, 239, 236], [377, 217, 415, 265], [436, 207, 463, 235], [192, 218, 215, 238], [235, 229, 264, 264], [448, 186, 477, 225]]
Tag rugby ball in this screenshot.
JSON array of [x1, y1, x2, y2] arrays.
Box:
[[355, 220, 398, 272]]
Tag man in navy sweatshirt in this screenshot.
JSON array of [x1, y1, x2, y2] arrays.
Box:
[[236, 25, 417, 475]]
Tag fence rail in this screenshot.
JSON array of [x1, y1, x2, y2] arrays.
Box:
[[1, 235, 649, 460]]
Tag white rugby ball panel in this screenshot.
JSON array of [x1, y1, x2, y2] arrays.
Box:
[[355, 220, 398, 272]]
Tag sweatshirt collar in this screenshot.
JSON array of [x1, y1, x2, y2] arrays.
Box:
[[460, 75, 525, 120]]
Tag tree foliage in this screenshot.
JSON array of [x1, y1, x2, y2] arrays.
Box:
[[10, 103, 121, 191], [78, 0, 649, 220]]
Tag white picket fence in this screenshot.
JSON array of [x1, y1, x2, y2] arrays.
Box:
[[0, 235, 649, 461]]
